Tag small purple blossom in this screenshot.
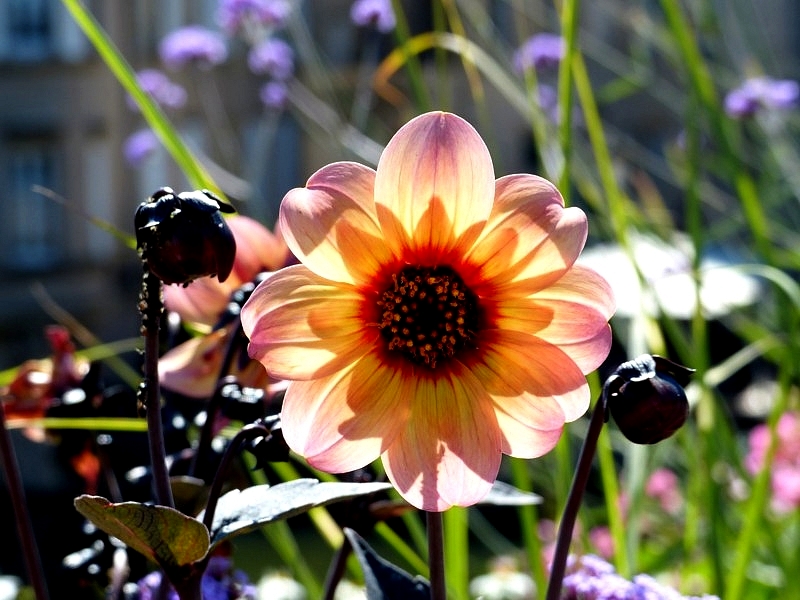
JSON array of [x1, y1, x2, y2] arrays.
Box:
[[350, 0, 396, 34], [560, 555, 719, 600], [724, 76, 800, 119], [159, 25, 228, 70], [123, 128, 159, 167], [137, 556, 257, 600], [513, 32, 565, 72], [126, 69, 187, 112], [259, 80, 288, 109], [217, 0, 291, 34], [247, 38, 294, 79]]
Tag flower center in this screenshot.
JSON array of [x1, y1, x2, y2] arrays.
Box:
[[376, 265, 479, 368]]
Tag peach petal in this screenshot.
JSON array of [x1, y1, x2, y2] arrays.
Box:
[[464, 174, 567, 284], [282, 356, 410, 473], [241, 265, 375, 380], [227, 215, 289, 281], [164, 279, 228, 328], [493, 411, 564, 458], [465, 329, 590, 424], [374, 112, 494, 262], [466, 175, 588, 294], [158, 329, 229, 398], [279, 162, 393, 285], [381, 364, 501, 511], [493, 268, 615, 373]]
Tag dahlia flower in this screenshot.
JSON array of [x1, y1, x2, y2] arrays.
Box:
[[241, 111, 614, 510]]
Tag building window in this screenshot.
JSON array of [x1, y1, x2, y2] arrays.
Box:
[[7, 0, 52, 61], [0, 137, 65, 272]]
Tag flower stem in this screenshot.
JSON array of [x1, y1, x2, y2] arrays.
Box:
[[0, 400, 50, 600], [140, 266, 174, 508], [427, 510, 447, 600], [545, 394, 607, 600]]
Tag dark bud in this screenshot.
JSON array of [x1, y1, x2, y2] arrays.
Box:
[[605, 354, 694, 445], [245, 414, 290, 467], [135, 187, 236, 285]]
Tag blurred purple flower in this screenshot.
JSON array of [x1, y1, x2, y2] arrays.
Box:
[[561, 555, 720, 600], [123, 128, 159, 167], [259, 80, 288, 109], [513, 32, 565, 72], [247, 38, 294, 79], [137, 556, 257, 600], [218, 0, 291, 34], [350, 0, 396, 33], [159, 25, 228, 70], [537, 83, 560, 123], [724, 76, 799, 118], [126, 69, 187, 112]]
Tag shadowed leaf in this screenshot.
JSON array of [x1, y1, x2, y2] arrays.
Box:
[[74, 495, 209, 568], [344, 528, 430, 599], [200, 478, 392, 547]]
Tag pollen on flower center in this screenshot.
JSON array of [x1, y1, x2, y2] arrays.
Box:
[[376, 265, 479, 368]]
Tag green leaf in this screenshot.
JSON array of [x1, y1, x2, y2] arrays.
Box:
[[74, 495, 209, 569], [200, 478, 392, 547]]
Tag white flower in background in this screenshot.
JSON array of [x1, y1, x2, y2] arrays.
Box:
[[577, 232, 762, 319]]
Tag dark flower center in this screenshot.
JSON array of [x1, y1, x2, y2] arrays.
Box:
[[376, 265, 479, 368]]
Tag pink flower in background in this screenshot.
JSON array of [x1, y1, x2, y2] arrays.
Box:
[[241, 111, 615, 510], [746, 411, 800, 511], [645, 468, 683, 514]]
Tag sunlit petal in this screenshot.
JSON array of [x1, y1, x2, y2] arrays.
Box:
[[375, 112, 494, 262], [282, 355, 411, 473], [241, 265, 376, 380], [494, 267, 616, 372], [466, 175, 588, 294], [382, 364, 501, 510], [279, 162, 394, 285], [465, 329, 590, 423]]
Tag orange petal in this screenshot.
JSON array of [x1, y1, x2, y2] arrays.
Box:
[[381, 363, 501, 511], [241, 265, 376, 380], [227, 215, 290, 280], [158, 329, 229, 398], [279, 162, 394, 285], [164, 278, 228, 328], [494, 266, 615, 373], [465, 329, 590, 424], [467, 174, 588, 294], [374, 112, 494, 263], [281, 355, 410, 473]]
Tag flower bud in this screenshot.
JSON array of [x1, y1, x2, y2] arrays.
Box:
[[606, 355, 694, 445], [135, 187, 236, 285]]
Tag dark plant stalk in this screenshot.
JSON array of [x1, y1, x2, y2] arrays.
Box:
[[427, 510, 447, 600], [321, 543, 353, 600], [140, 267, 175, 508], [189, 316, 243, 479], [201, 422, 270, 532], [545, 394, 607, 600], [0, 399, 50, 600]]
